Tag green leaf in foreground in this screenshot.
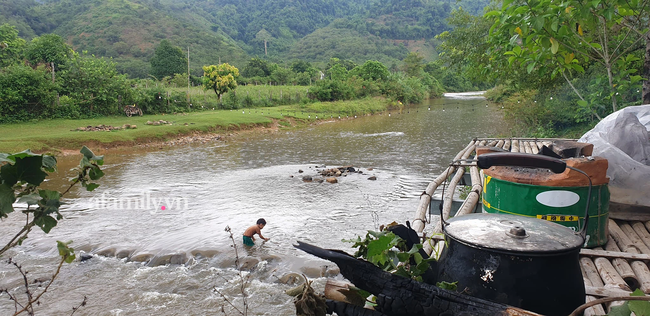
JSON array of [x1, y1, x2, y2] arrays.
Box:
[[80, 146, 104, 165], [629, 289, 650, 316], [57, 241, 76, 263], [17, 192, 40, 206], [34, 215, 57, 233], [367, 234, 394, 258], [15, 155, 47, 185], [0, 184, 16, 217], [436, 281, 458, 291]]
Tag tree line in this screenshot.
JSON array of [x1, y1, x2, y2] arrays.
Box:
[[436, 2, 649, 137], [0, 23, 486, 123]]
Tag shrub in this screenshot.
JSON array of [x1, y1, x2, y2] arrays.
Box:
[[484, 85, 516, 103], [308, 79, 354, 101], [242, 94, 255, 107], [58, 52, 132, 116], [420, 73, 445, 98], [222, 90, 241, 109], [0, 64, 56, 123], [383, 73, 428, 104], [52, 96, 82, 119], [131, 86, 168, 114]]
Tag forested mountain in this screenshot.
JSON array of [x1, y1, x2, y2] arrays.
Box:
[[0, 0, 490, 78]]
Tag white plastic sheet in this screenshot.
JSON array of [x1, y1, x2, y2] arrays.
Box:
[[579, 105, 650, 207]]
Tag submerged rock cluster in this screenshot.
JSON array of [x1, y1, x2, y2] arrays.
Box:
[[299, 165, 377, 183]]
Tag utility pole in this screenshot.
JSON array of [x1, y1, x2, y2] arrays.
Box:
[[187, 46, 190, 108]]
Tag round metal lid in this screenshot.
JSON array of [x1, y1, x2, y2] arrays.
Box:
[[444, 213, 583, 253]]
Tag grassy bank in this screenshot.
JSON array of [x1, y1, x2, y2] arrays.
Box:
[[169, 85, 311, 109], [0, 97, 396, 153], [484, 86, 596, 139]]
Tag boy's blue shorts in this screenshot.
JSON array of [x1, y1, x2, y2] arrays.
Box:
[[243, 235, 255, 246]]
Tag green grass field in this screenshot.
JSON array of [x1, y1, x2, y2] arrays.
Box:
[[0, 97, 395, 153]]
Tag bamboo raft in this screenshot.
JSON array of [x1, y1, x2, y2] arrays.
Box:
[[412, 137, 650, 315]]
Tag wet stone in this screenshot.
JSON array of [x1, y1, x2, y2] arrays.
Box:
[[129, 253, 153, 263]]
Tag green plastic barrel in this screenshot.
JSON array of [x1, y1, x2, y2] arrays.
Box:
[[482, 174, 609, 248]]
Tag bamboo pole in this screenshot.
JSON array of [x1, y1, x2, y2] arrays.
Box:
[[581, 248, 650, 261], [487, 140, 498, 147], [412, 140, 476, 234], [442, 169, 466, 220], [585, 285, 634, 297], [581, 257, 605, 287], [496, 140, 505, 148], [592, 251, 631, 290], [609, 220, 650, 293], [583, 296, 607, 316], [632, 221, 650, 250], [604, 238, 639, 290], [529, 142, 539, 154], [441, 144, 477, 220], [581, 266, 608, 316], [455, 185, 482, 217], [629, 260, 650, 293], [535, 141, 544, 151], [503, 139, 511, 151], [455, 159, 483, 217], [584, 296, 608, 316], [523, 141, 532, 154], [478, 140, 487, 146], [470, 163, 482, 190], [420, 141, 476, 256], [511, 140, 520, 153], [472, 137, 578, 141], [619, 222, 650, 254], [610, 220, 642, 253]]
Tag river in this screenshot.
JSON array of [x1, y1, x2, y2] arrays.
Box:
[[0, 92, 508, 315]]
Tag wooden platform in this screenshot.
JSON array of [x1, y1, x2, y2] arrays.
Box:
[[411, 138, 649, 315]]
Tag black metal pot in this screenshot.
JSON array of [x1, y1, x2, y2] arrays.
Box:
[[435, 153, 591, 316]]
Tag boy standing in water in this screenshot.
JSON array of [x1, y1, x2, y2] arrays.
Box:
[[243, 218, 270, 246]]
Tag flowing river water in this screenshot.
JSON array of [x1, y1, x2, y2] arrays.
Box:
[[0, 92, 508, 315]]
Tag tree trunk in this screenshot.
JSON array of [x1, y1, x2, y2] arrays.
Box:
[[606, 63, 618, 112], [641, 35, 650, 104]]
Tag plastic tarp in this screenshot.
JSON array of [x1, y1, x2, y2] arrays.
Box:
[[579, 105, 650, 207]]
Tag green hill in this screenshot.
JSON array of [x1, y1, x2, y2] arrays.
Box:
[[44, 0, 247, 77], [1, 0, 491, 77], [288, 24, 409, 65]]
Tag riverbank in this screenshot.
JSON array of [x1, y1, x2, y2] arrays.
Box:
[[0, 97, 398, 154], [484, 87, 596, 138]]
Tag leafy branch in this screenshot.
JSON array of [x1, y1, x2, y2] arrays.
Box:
[[0, 146, 105, 315], [343, 224, 436, 282], [0, 146, 104, 256]]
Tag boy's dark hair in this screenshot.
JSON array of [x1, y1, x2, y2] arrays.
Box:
[[257, 218, 266, 225]]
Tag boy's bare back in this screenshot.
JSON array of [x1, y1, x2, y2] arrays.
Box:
[[243, 221, 269, 242], [244, 225, 261, 238]]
